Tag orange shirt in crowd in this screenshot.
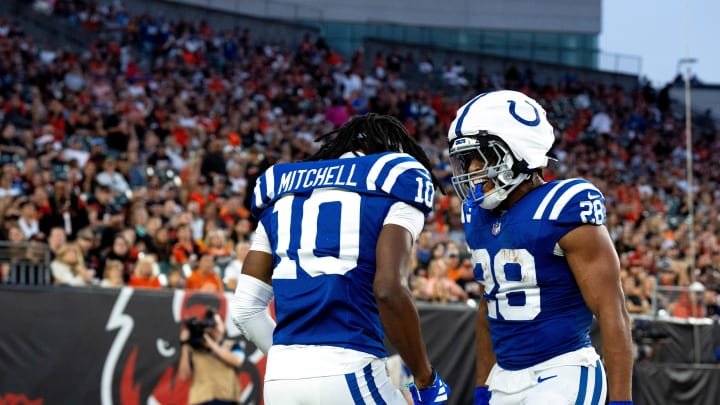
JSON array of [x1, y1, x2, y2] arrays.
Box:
[[128, 276, 162, 289], [185, 270, 223, 292]]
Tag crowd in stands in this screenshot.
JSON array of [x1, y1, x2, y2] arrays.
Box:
[[0, 2, 719, 322]]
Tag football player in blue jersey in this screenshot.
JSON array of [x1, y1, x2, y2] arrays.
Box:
[[232, 113, 450, 405], [447, 90, 633, 405]]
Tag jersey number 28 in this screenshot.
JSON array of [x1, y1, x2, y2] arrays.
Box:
[[472, 248, 541, 321]]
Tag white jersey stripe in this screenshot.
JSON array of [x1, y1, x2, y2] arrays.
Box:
[[366, 152, 404, 191], [548, 182, 598, 220], [253, 178, 264, 211], [380, 161, 428, 193], [532, 179, 575, 220], [265, 165, 275, 200]]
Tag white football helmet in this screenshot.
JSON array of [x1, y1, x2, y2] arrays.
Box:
[[448, 90, 555, 209]]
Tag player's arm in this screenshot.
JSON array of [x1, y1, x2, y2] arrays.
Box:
[[473, 282, 494, 405], [231, 222, 276, 354], [374, 222, 434, 388], [475, 283, 495, 386], [560, 224, 633, 402]]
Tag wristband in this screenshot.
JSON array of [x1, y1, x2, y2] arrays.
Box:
[[474, 386, 491, 405], [609, 402, 633, 405]]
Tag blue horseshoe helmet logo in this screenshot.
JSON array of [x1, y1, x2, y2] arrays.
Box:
[[507, 100, 541, 126]]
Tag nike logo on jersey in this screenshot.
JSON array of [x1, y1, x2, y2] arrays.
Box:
[[537, 375, 558, 383], [587, 192, 602, 200]]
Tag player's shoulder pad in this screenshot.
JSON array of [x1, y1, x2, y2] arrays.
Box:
[[530, 178, 606, 226], [365, 152, 434, 214]]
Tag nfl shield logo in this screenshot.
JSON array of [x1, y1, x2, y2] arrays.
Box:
[[492, 221, 501, 235]]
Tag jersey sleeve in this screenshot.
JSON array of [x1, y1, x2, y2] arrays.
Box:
[[545, 179, 606, 227], [250, 221, 272, 254], [250, 165, 276, 218], [532, 178, 607, 248], [533, 179, 606, 255], [368, 152, 434, 215], [383, 201, 425, 241]]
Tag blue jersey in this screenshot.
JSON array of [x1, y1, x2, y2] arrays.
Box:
[[252, 152, 435, 358], [462, 178, 606, 370]]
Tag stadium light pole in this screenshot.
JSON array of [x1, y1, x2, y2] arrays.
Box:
[[678, 56, 701, 364]]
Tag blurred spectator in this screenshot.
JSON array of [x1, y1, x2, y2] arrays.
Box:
[[185, 253, 223, 292], [172, 223, 201, 268], [413, 257, 468, 304], [165, 266, 185, 290], [151, 224, 174, 265], [242, 146, 269, 213], [228, 217, 253, 244], [100, 259, 125, 288], [128, 254, 162, 289], [18, 200, 40, 240], [76, 227, 100, 272], [50, 242, 93, 286], [622, 273, 651, 314], [222, 241, 250, 291], [39, 175, 89, 239], [672, 282, 707, 318], [96, 156, 131, 196], [101, 233, 136, 283], [86, 184, 122, 229], [203, 229, 232, 267], [200, 139, 227, 186], [46, 226, 67, 260], [414, 230, 433, 271]]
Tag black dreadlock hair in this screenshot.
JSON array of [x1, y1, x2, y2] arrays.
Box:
[[306, 113, 444, 193]]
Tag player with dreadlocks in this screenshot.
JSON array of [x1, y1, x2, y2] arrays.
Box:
[[232, 113, 450, 405], [307, 113, 443, 179]]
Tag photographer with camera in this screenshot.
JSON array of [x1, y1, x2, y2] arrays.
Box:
[[178, 308, 245, 405]]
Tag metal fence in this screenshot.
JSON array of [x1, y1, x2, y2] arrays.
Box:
[[0, 241, 52, 286], [652, 284, 708, 319]]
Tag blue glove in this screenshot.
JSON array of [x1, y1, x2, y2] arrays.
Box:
[[473, 386, 491, 405], [407, 370, 450, 404]]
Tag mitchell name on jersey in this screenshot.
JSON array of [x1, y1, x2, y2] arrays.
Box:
[[462, 178, 606, 370], [252, 152, 434, 217]]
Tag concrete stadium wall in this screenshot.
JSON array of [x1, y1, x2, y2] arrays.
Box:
[[363, 38, 640, 92], [142, 0, 601, 34]]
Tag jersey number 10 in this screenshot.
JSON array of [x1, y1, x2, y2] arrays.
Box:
[[272, 189, 361, 279]]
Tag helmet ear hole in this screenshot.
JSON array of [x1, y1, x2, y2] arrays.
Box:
[[499, 170, 514, 184], [496, 153, 514, 184]]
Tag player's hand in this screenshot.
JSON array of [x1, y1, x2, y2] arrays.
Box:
[[407, 370, 450, 404], [473, 386, 491, 405]]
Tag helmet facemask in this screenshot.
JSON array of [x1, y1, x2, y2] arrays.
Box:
[[449, 134, 530, 210]]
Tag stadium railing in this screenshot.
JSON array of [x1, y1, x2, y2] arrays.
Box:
[[0, 241, 52, 286]]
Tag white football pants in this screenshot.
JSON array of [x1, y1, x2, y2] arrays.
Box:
[[488, 348, 607, 405], [264, 358, 409, 405]]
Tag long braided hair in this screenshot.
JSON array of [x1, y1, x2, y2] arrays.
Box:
[[306, 113, 444, 192]]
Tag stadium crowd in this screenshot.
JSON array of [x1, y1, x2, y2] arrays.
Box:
[[0, 4, 719, 321]]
